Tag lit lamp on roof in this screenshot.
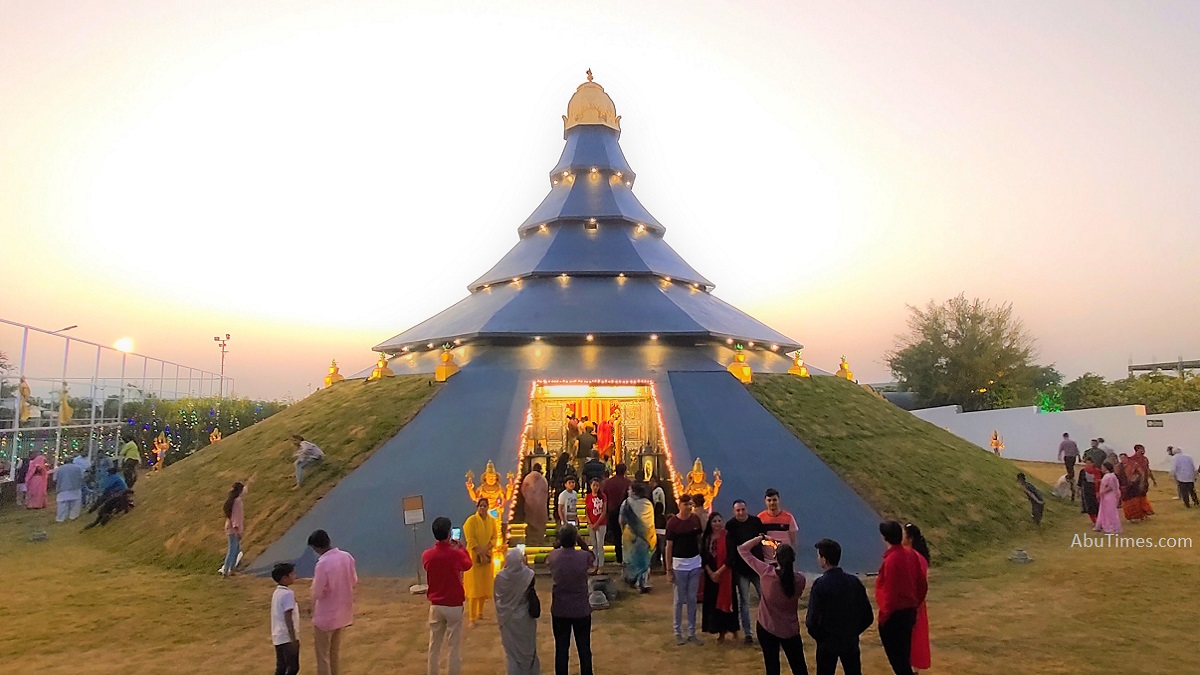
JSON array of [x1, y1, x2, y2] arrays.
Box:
[[367, 353, 395, 381], [435, 343, 460, 382], [788, 350, 810, 378], [835, 356, 855, 381], [324, 359, 345, 387]]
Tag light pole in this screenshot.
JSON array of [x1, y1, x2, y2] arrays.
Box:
[[213, 333, 231, 398]]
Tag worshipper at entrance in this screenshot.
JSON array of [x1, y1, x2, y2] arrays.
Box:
[[557, 477, 579, 527], [52, 458, 85, 522], [1095, 462, 1123, 534], [903, 524, 932, 674], [875, 520, 928, 675], [700, 512, 740, 643], [292, 435, 325, 489], [1077, 458, 1102, 523], [666, 494, 704, 646], [600, 463, 631, 567], [738, 535, 809, 675], [806, 538, 873, 675], [464, 497, 497, 625], [309, 529, 357, 675], [581, 452, 606, 487], [423, 516, 473, 675], [547, 523, 595, 675], [521, 462, 550, 546], [1017, 473, 1045, 524], [494, 548, 540, 675], [1168, 447, 1198, 507], [222, 482, 246, 577], [620, 482, 656, 592], [726, 499, 766, 646], [550, 453, 576, 522], [23, 449, 48, 509]]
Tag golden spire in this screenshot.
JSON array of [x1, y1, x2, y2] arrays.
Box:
[[563, 71, 621, 135]]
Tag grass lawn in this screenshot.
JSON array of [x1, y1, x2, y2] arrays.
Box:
[[749, 374, 1066, 561], [2, 460, 1193, 674], [91, 375, 439, 572]]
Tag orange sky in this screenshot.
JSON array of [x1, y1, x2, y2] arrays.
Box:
[[3, 1, 1198, 399]]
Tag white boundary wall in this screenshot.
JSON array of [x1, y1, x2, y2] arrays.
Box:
[[911, 404, 1200, 472]]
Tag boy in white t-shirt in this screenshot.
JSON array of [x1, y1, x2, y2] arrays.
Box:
[[270, 562, 300, 675], [557, 477, 579, 526]]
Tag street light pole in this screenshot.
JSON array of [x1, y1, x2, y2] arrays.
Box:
[[213, 333, 231, 398]]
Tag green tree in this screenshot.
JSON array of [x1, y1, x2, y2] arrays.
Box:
[[886, 294, 1056, 411], [1062, 372, 1111, 409]]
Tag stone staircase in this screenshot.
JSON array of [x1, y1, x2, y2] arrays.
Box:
[[508, 498, 617, 567]]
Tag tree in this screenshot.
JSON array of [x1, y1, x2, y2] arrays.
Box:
[[886, 295, 1057, 412], [1062, 373, 1109, 410]]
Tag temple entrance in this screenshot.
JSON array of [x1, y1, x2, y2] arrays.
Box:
[[509, 380, 680, 566]]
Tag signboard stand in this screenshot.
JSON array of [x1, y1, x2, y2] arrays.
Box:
[[403, 495, 428, 595]]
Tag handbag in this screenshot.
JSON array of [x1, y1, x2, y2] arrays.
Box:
[[526, 577, 541, 619]]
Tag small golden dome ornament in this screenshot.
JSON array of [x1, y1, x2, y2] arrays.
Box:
[[727, 344, 752, 384], [788, 350, 811, 378], [563, 69, 621, 136], [367, 353, 395, 381], [435, 344, 460, 382], [324, 359, 345, 387], [835, 356, 855, 381]]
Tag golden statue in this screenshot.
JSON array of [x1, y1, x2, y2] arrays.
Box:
[[727, 348, 752, 384], [59, 383, 74, 424], [681, 458, 722, 504], [835, 356, 855, 381], [19, 376, 32, 423], [990, 430, 1005, 456], [153, 432, 170, 471], [367, 353, 394, 381], [435, 346, 460, 382], [324, 359, 345, 387], [465, 460, 517, 518], [788, 351, 810, 377], [209, 428, 222, 444]]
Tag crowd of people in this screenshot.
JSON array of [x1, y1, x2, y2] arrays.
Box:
[[1049, 432, 1195, 533], [9, 434, 141, 529]]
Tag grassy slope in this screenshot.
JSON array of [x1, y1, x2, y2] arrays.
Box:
[[92, 375, 439, 571], [749, 374, 1062, 561]]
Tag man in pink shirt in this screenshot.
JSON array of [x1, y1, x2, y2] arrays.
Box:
[[758, 488, 800, 560], [308, 529, 358, 675]]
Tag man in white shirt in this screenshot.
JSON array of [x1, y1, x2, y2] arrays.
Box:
[[1168, 447, 1198, 507], [557, 477, 579, 526], [292, 435, 325, 489]]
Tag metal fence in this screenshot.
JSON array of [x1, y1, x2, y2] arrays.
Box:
[[1, 318, 231, 474]]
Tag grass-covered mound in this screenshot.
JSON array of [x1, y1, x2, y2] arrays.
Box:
[[749, 374, 1060, 562], [93, 376, 439, 571]]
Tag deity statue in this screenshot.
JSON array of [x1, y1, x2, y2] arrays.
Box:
[[367, 353, 394, 381], [19, 376, 32, 423], [153, 432, 171, 471], [681, 458, 721, 504], [209, 428, 222, 444], [465, 460, 517, 518], [324, 359, 345, 387], [59, 382, 74, 424], [990, 430, 1005, 456], [835, 356, 855, 381]]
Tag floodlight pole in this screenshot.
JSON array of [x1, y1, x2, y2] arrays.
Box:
[[213, 333, 230, 398]]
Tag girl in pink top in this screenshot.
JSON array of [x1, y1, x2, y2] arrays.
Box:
[[738, 535, 809, 675], [222, 482, 245, 576]]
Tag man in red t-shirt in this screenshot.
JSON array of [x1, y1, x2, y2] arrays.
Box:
[[758, 488, 800, 560], [422, 516, 472, 675], [585, 477, 608, 574], [874, 520, 928, 675], [601, 464, 632, 565]]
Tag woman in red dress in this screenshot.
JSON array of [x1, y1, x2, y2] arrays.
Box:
[[904, 523, 932, 672]]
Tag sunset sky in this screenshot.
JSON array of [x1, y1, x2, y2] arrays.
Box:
[[3, 1, 1198, 400]]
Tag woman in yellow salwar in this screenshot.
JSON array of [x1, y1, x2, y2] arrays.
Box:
[[464, 497, 497, 624]]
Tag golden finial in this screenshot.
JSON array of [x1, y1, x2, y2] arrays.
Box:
[[586, 68, 593, 82], [835, 356, 855, 381]]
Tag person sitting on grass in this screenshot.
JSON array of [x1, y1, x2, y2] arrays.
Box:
[[292, 435, 325, 489], [270, 562, 300, 675]]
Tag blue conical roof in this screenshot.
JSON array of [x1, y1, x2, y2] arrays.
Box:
[[374, 79, 802, 354]]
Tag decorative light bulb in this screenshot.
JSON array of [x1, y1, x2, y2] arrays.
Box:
[[636, 223, 646, 233], [539, 224, 548, 232], [726, 338, 734, 345], [534, 336, 542, 341], [771, 344, 779, 351], [650, 334, 658, 341], [663, 276, 672, 283], [454, 339, 462, 345], [618, 273, 625, 278], [586, 334, 594, 342], [562, 170, 569, 177], [748, 342, 755, 348], [560, 274, 569, 280], [626, 181, 632, 186], [427, 343, 434, 349], [616, 171, 623, 178], [590, 167, 598, 173], [512, 277, 520, 283]]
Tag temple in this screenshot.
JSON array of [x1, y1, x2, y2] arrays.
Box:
[[254, 74, 882, 575]]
